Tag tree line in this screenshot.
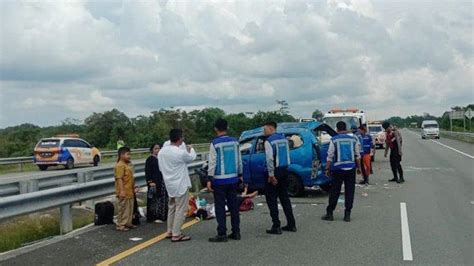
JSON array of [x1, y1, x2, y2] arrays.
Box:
[[0, 108, 296, 157]]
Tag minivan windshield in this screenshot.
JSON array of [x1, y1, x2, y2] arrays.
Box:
[[424, 124, 438, 128], [37, 139, 60, 148]]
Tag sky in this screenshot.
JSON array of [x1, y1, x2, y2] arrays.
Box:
[[0, 0, 472, 128]]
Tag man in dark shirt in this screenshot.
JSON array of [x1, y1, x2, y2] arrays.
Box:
[[383, 122, 404, 183]]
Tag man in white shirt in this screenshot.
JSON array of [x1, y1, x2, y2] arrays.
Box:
[[158, 129, 197, 242], [163, 139, 187, 150]]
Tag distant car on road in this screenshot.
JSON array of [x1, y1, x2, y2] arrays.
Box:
[[239, 121, 337, 197], [368, 124, 386, 149], [421, 120, 440, 139], [34, 135, 101, 171]]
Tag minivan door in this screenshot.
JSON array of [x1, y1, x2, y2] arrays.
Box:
[[249, 137, 268, 189], [239, 138, 255, 185]]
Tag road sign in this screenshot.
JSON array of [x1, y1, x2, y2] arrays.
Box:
[[465, 108, 473, 120], [449, 110, 465, 120]]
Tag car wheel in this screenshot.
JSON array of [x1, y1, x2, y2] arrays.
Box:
[[287, 172, 304, 197], [65, 158, 74, 169], [38, 165, 48, 171], [93, 155, 100, 166]]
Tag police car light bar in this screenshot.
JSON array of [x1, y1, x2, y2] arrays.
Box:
[[328, 108, 361, 113], [55, 134, 80, 138]]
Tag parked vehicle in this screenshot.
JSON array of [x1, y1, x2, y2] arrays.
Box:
[[368, 124, 386, 149], [34, 135, 101, 171], [321, 108, 367, 143], [239, 121, 337, 197], [421, 120, 440, 139]]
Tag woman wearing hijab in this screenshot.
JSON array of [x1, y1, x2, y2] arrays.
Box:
[[145, 143, 168, 223]]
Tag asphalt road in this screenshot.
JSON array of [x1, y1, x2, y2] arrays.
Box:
[[1, 129, 473, 265]]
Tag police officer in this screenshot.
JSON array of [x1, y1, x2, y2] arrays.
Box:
[[383, 122, 404, 183], [207, 118, 242, 242], [322, 121, 361, 222], [263, 121, 296, 234]]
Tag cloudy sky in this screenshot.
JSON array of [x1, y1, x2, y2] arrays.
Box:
[[0, 0, 472, 127]]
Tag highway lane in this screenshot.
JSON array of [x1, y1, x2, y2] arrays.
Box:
[[1, 129, 472, 265]]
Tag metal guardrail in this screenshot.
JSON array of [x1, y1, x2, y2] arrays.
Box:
[[0, 153, 209, 197], [408, 128, 474, 142], [440, 130, 474, 143], [0, 159, 207, 234], [0, 143, 210, 169]]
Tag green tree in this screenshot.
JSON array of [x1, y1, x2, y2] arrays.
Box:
[[311, 109, 323, 121]]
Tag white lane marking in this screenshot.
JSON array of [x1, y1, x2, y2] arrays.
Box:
[[430, 140, 474, 159], [400, 202, 413, 261]]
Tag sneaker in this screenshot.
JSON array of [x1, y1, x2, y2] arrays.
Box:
[[228, 232, 241, 240], [266, 227, 282, 235], [399, 178, 405, 183], [321, 214, 334, 221], [358, 180, 367, 185], [281, 225, 297, 232], [388, 178, 398, 182], [208, 235, 228, 243]]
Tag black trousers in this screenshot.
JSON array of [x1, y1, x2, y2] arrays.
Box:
[[390, 152, 404, 180], [265, 167, 296, 228], [213, 183, 240, 236], [326, 169, 356, 214]]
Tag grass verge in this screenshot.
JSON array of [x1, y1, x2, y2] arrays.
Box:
[[0, 208, 94, 253]]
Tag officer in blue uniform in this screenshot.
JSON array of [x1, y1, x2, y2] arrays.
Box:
[[207, 118, 242, 242], [263, 121, 296, 234], [322, 121, 361, 222]]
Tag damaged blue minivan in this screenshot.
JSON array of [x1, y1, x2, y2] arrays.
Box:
[[239, 121, 337, 197]]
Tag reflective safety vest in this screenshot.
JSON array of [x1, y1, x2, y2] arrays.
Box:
[[209, 135, 241, 185], [361, 134, 373, 155], [331, 134, 357, 170], [267, 133, 291, 168]]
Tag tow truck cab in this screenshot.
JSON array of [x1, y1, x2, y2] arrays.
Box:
[[239, 121, 337, 197]]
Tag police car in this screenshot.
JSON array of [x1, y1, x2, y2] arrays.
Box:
[[34, 135, 101, 171]]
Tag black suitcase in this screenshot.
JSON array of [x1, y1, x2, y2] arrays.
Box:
[[94, 201, 114, 225]]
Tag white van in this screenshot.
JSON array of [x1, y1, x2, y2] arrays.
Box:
[[421, 120, 440, 139]]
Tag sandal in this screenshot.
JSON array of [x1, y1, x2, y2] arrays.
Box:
[[116, 226, 129, 232], [171, 234, 191, 242]]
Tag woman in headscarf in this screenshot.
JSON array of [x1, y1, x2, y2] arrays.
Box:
[[145, 143, 168, 223]]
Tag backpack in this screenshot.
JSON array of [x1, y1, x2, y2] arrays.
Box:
[[94, 201, 114, 225], [132, 195, 141, 225]]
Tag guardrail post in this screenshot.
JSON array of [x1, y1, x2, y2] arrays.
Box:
[[19, 181, 28, 194], [190, 173, 201, 193], [60, 204, 73, 234], [78, 172, 95, 209], [27, 180, 39, 193], [19, 162, 24, 172]]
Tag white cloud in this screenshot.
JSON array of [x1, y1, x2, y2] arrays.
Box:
[[0, 0, 472, 127]]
